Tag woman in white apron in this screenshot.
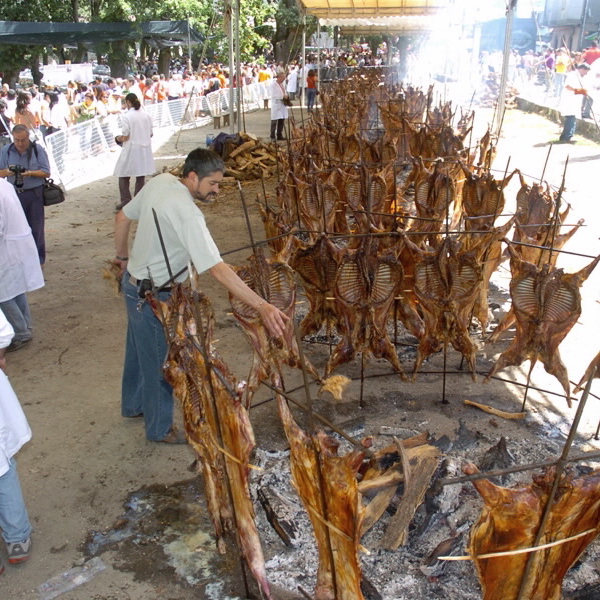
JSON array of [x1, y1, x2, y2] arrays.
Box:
[[113, 93, 155, 211]]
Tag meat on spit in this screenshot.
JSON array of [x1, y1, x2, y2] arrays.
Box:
[[151, 285, 272, 598], [403, 235, 483, 380], [464, 463, 600, 600], [485, 247, 600, 405], [290, 233, 343, 338], [229, 249, 321, 405], [277, 395, 369, 600], [326, 235, 407, 378]]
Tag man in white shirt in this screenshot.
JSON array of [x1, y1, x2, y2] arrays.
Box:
[[113, 148, 288, 443], [558, 63, 591, 143]]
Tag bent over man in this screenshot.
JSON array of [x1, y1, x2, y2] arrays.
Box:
[[114, 148, 288, 443]]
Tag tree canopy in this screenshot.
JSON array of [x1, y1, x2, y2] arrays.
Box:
[[0, 0, 316, 86]]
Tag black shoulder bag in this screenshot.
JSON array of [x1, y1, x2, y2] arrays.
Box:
[[32, 143, 66, 206]]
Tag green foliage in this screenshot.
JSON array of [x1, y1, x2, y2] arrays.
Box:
[[0, 0, 317, 81]]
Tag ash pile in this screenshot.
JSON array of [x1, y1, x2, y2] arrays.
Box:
[[250, 423, 600, 600]]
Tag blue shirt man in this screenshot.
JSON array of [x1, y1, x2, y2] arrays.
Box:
[[0, 124, 51, 263]]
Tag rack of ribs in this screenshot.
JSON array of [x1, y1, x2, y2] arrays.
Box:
[[485, 248, 600, 405], [460, 163, 517, 232], [464, 463, 600, 600], [290, 234, 343, 338], [151, 285, 272, 598], [277, 395, 369, 600], [229, 250, 321, 404], [326, 236, 407, 378], [404, 235, 483, 380]]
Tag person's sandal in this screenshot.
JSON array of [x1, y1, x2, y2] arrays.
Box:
[[158, 427, 187, 444]]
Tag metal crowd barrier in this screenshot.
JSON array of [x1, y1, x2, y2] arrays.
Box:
[[44, 80, 273, 190]]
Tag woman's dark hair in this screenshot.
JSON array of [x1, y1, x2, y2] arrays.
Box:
[[45, 91, 59, 108], [125, 93, 141, 110], [308, 69, 315, 77], [182, 148, 225, 179], [16, 91, 31, 113]]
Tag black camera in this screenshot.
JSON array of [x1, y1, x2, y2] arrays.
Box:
[[8, 165, 26, 188]]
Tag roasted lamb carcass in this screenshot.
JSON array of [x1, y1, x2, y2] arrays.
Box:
[[290, 234, 343, 338], [460, 163, 517, 232], [229, 250, 321, 405], [326, 236, 407, 378], [405, 235, 483, 380], [277, 395, 369, 600], [485, 249, 600, 405], [151, 286, 272, 599], [459, 217, 515, 332], [464, 463, 600, 600]]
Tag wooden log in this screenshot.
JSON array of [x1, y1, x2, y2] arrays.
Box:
[[358, 470, 404, 494], [380, 444, 441, 549], [257, 486, 299, 548], [361, 479, 400, 536], [229, 139, 257, 159]]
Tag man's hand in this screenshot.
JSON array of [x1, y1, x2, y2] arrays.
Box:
[[257, 302, 289, 338], [113, 256, 128, 276]]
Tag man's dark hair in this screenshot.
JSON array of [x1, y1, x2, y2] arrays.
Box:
[[182, 148, 225, 179], [12, 124, 29, 136]]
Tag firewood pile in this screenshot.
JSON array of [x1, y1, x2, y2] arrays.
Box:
[[166, 132, 278, 182], [214, 132, 278, 181]]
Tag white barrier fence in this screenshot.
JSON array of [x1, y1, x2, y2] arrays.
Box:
[[45, 80, 273, 190]]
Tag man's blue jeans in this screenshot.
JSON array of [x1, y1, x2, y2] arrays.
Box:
[[121, 273, 174, 441], [0, 458, 32, 543], [559, 115, 576, 141], [0, 294, 32, 342]]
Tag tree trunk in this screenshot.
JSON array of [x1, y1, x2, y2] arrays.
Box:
[[108, 40, 131, 79], [158, 48, 171, 77], [30, 53, 43, 86]]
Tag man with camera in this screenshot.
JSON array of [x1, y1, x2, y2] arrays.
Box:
[[0, 124, 51, 264]]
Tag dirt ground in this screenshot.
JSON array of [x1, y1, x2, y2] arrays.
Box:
[[2, 103, 600, 600]]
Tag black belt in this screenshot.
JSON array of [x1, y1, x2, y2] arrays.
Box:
[[129, 275, 172, 294]]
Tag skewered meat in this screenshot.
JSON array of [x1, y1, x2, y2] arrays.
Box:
[[513, 172, 554, 243], [151, 286, 272, 598], [229, 250, 321, 404], [464, 463, 600, 600], [404, 235, 483, 380], [491, 218, 585, 342], [326, 236, 406, 378], [459, 218, 515, 332], [277, 395, 368, 600], [408, 158, 458, 245], [485, 249, 600, 405], [460, 164, 517, 231], [290, 234, 343, 338]]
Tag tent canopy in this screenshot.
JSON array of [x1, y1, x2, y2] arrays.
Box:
[[298, 0, 449, 20], [0, 20, 203, 48]]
